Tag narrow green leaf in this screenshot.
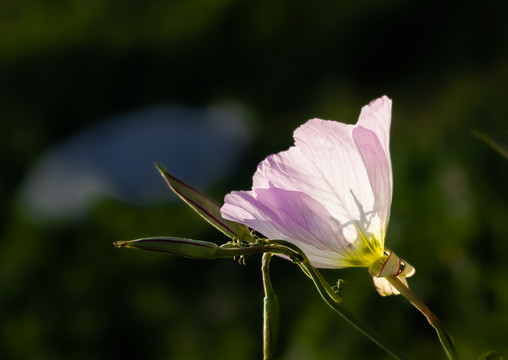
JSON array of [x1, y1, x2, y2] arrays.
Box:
[[473, 130, 508, 160], [155, 164, 252, 242]]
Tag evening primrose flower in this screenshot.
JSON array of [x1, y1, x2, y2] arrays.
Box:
[[220, 96, 414, 295]]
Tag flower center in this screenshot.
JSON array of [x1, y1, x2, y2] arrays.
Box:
[[342, 227, 384, 268]]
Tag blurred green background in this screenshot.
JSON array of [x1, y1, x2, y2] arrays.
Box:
[[1, 0, 508, 359]]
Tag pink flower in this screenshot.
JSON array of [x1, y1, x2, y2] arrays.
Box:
[[220, 96, 413, 295]]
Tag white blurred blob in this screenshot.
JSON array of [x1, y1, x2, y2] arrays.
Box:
[[19, 104, 252, 222]]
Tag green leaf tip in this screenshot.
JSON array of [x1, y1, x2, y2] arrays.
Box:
[[155, 163, 252, 242], [473, 130, 508, 160]]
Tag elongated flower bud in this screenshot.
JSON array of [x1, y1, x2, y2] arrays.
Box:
[[114, 237, 221, 259]]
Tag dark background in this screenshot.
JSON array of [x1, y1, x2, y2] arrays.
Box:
[[1, 1, 507, 359]]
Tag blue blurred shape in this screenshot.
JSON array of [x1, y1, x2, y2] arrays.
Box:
[[19, 104, 252, 221]]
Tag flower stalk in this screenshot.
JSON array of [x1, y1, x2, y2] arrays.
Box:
[[262, 253, 279, 360], [385, 275, 458, 360]]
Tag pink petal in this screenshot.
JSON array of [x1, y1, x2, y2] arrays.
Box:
[[352, 125, 392, 241], [357, 96, 392, 158], [252, 119, 375, 230], [222, 188, 356, 268]]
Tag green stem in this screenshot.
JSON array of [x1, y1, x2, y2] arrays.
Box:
[[297, 258, 409, 360], [262, 254, 279, 360], [267, 240, 408, 360], [385, 276, 458, 360]]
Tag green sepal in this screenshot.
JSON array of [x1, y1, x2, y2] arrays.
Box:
[[114, 237, 222, 259], [156, 164, 252, 242]]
